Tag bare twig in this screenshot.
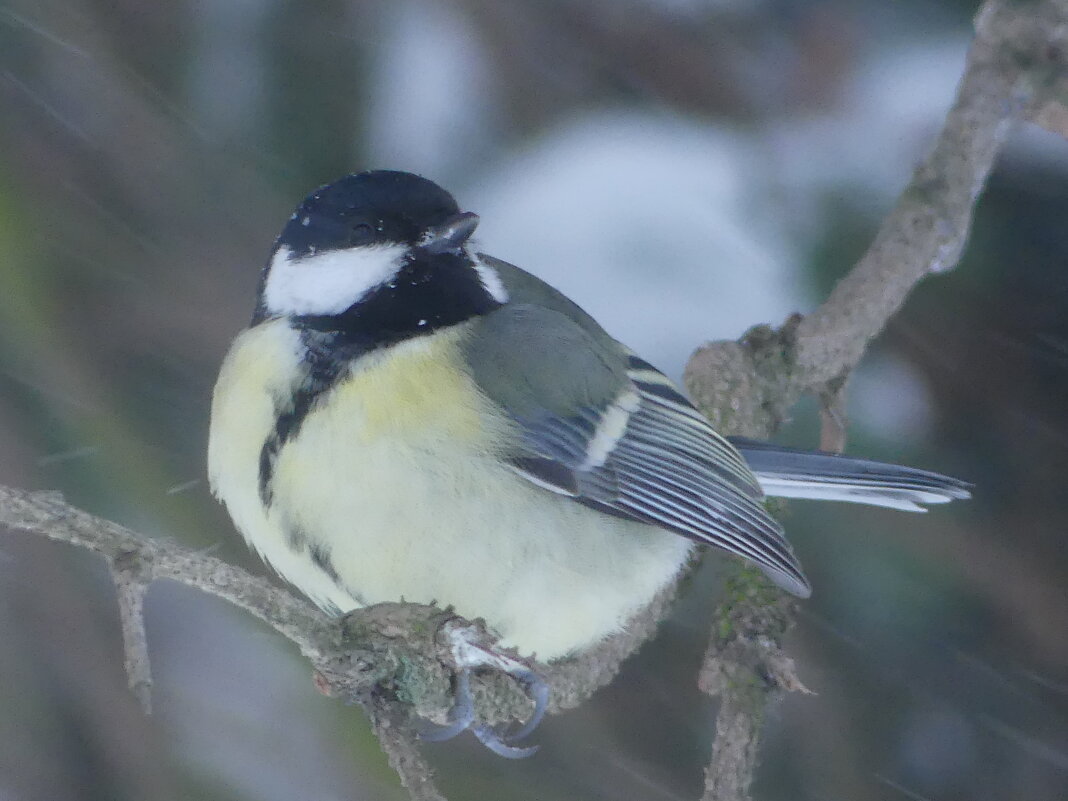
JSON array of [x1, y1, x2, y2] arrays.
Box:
[[790, 0, 1066, 387], [685, 0, 1068, 439], [0, 486, 546, 732], [697, 570, 810, 801], [818, 375, 849, 454], [110, 553, 153, 714], [0, 486, 336, 655], [2, 6, 1066, 801], [682, 2, 1068, 800], [0, 484, 664, 800], [370, 695, 448, 801]]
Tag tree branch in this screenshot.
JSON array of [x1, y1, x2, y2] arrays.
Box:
[[0, 487, 337, 656], [1, 479, 692, 797], [685, 0, 1068, 440], [2, 5, 1066, 801], [110, 553, 154, 714], [697, 569, 811, 801], [683, 2, 1068, 799], [0, 484, 662, 798], [370, 694, 448, 801]]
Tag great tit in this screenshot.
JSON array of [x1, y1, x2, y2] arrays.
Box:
[[208, 170, 970, 663]]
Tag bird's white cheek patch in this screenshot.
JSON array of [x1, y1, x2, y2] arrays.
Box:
[[263, 244, 409, 316]]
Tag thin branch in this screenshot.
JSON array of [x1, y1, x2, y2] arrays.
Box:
[[697, 570, 809, 801], [791, 0, 1062, 387], [110, 553, 153, 714], [2, 6, 1066, 801], [0, 486, 589, 764], [682, 2, 1068, 799], [0, 488, 478, 716], [817, 375, 849, 454], [685, 0, 1068, 440], [0, 487, 337, 656], [370, 694, 448, 801], [0, 483, 687, 727]]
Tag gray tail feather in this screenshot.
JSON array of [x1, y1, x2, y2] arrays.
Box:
[[728, 437, 972, 513]]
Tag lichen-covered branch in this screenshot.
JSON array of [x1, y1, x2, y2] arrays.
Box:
[[685, 0, 1068, 440], [1, 4, 1066, 801], [0, 485, 540, 801], [683, 2, 1068, 800], [697, 570, 810, 801], [370, 695, 449, 801], [791, 0, 1068, 389]]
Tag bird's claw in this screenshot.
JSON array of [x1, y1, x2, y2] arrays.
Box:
[[417, 670, 474, 742], [472, 724, 540, 759], [415, 623, 549, 757], [497, 668, 549, 743]]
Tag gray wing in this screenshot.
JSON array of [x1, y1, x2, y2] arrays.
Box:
[[463, 301, 810, 597]]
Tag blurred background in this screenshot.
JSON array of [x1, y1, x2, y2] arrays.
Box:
[[1, 0, 1066, 799]]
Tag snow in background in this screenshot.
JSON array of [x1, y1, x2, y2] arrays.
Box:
[[364, 0, 501, 187], [466, 113, 808, 380], [5, 2, 1068, 799], [768, 38, 970, 215], [363, 3, 978, 434], [172, 9, 1068, 794]]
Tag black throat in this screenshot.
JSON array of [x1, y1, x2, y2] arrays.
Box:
[[293, 250, 502, 352], [257, 249, 503, 503]]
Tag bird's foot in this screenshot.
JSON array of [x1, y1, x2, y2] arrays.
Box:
[[416, 621, 548, 758], [417, 669, 475, 741], [472, 723, 540, 759]]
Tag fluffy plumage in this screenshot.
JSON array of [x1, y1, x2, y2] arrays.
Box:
[[209, 170, 970, 661], [210, 318, 692, 659]]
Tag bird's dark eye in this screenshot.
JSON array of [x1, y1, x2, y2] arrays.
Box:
[[349, 222, 376, 246]]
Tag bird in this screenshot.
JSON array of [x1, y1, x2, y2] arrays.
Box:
[[208, 170, 969, 748]]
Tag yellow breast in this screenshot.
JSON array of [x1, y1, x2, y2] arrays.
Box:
[[209, 318, 691, 660], [325, 331, 494, 448]]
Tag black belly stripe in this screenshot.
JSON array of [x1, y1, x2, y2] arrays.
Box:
[[257, 254, 503, 504], [258, 332, 349, 505], [308, 540, 341, 583]]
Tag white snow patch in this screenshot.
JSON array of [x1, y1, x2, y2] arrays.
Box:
[[464, 111, 809, 379], [363, 0, 499, 181]]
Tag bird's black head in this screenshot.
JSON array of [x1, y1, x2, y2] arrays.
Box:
[[255, 171, 506, 351], [277, 170, 463, 257]]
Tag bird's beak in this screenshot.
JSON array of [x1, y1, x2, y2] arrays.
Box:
[[420, 212, 480, 254]]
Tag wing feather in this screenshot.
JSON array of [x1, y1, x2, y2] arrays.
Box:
[[464, 302, 810, 597]]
